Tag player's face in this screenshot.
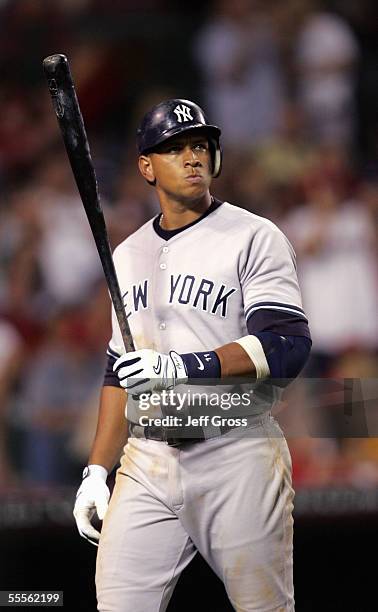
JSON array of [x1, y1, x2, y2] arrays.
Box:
[[139, 130, 212, 202]]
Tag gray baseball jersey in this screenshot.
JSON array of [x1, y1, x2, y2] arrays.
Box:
[[109, 202, 304, 357], [107, 201, 306, 424], [97, 200, 303, 611]]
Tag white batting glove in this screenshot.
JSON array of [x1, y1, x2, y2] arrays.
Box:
[[113, 348, 188, 395], [73, 465, 110, 547]]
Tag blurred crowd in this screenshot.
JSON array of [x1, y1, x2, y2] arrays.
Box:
[[0, 0, 377, 490]]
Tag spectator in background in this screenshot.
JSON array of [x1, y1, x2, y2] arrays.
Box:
[[251, 102, 316, 221], [68, 281, 112, 465], [0, 90, 55, 176], [193, 0, 286, 151], [1, 157, 103, 316], [12, 303, 105, 485], [254, 104, 312, 188], [32, 151, 103, 307], [283, 146, 378, 375], [294, 0, 359, 147], [0, 186, 41, 288], [0, 185, 45, 348]]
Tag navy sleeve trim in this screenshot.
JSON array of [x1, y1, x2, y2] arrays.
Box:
[[103, 353, 122, 387], [107, 345, 121, 359], [245, 301, 308, 323]]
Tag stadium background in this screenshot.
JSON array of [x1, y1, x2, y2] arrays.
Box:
[[0, 0, 377, 610]]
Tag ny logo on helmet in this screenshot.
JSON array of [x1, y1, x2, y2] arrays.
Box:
[[173, 104, 193, 123]]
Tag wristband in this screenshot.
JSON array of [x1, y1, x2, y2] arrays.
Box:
[[234, 335, 270, 380], [180, 351, 221, 379], [82, 465, 108, 481]]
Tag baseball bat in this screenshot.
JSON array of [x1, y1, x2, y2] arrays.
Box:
[[42, 53, 135, 353]]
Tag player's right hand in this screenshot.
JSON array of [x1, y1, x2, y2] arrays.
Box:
[[73, 465, 110, 547]]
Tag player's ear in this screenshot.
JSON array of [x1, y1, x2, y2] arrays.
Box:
[[138, 155, 156, 186]]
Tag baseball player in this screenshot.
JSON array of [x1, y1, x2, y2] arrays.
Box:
[[73, 99, 311, 611]]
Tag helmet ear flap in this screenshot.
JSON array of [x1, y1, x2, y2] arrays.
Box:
[[209, 137, 222, 178]]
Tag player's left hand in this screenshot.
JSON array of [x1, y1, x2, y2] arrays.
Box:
[[73, 465, 110, 547], [113, 348, 188, 395]]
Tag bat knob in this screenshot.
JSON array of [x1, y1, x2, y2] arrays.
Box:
[[43, 54, 68, 76], [43, 54, 70, 118]]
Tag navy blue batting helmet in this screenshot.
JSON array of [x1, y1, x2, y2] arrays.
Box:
[[136, 99, 222, 177]]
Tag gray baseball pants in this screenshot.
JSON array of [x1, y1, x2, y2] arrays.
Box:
[[96, 412, 295, 611]]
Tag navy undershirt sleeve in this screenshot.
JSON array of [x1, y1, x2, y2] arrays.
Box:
[[103, 354, 121, 387], [247, 309, 311, 379], [247, 308, 311, 338], [254, 332, 311, 379]]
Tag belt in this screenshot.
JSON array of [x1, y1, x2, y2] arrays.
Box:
[[131, 414, 267, 447], [145, 425, 196, 446], [144, 424, 237, 446]]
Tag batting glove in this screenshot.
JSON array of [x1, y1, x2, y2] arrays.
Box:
[[73, 465, 110, 547], [113, 348, 188, 395]]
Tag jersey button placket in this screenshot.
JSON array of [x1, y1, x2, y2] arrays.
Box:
[[157, 247, 169, 333]]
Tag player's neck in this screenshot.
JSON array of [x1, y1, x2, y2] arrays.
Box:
[[158, 192, 212, 230]]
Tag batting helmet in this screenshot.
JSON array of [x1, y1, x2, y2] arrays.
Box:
[[136, 99, 222, 177]]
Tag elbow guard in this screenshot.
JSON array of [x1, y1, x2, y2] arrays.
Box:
[[253, 332, 311, 379]]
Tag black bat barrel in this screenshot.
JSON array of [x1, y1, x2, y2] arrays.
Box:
[[43, 54, 135, 353]]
